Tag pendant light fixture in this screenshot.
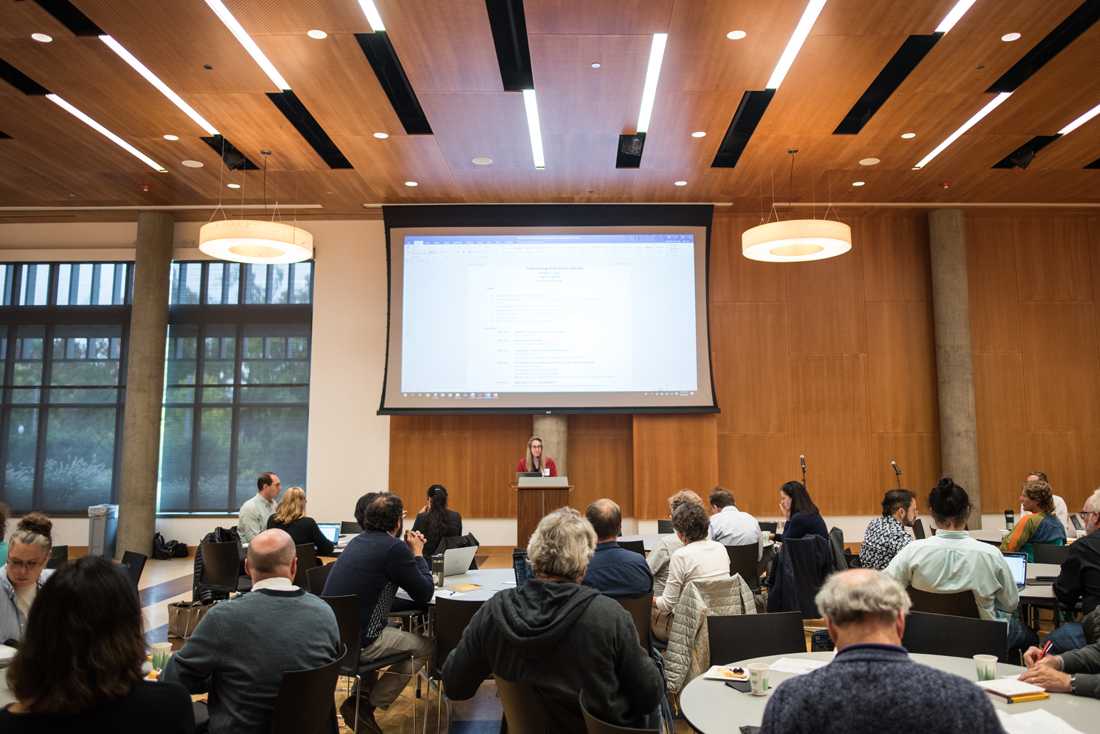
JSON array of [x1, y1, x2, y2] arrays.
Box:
[[741, 149, 851, 263], [199, 149, 313, 264]]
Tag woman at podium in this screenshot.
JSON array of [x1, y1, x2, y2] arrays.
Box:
[[516, 435, 558, 476]]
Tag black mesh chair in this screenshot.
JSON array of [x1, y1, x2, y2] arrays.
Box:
[[902, 611, 1009, 662], [618, 540, 645, 556], [580, 691, 659, 734], [657, 520, 674, 534], [1032, 543, 1070, 565], [497, 678, 555, 734], [906, 586, 980, 618], [913, 518, 928, 539], [306, 562, 333, 595], [199, 541, 245, 595], [270, 648, 343, 734], [725, 543, 761, 592], [293, 543, 318, 588], [707, 611, 806, 665], [46, 545, 69, 570], [614, 593, 653, 651], [120, 550, 147, 589], [423, 597, 485, 731], [341, 521, 361, 535]]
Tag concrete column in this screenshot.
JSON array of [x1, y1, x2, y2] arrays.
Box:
[[928, 209, 982, 528], [116, 212, 173, 558], [533, 414, 568, 476]]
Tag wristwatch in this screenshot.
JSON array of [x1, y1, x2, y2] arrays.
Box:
[[1070, 674, 1078, 695]]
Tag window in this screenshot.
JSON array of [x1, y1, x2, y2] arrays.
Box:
[[0, 263, 131, 514], [158, 262, 312, 514]]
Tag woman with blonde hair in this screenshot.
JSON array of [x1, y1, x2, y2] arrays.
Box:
[[266, 486, 334, 556], [516, 435, 558, 476], [1, 513, 55, 644]]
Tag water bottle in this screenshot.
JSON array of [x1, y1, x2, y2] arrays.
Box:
[[432, 554, 445, 587]]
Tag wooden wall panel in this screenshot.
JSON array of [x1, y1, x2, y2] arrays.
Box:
[[567, 414, 633, 515], [865, 301, 938, 433], [632, 414, 718, 519], [710, 302, 790, 435]]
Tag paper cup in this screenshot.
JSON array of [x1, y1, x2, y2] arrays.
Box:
[[973, 654, 997, 681], [749, 663, 770, 696], [151, 642, 173, 671]]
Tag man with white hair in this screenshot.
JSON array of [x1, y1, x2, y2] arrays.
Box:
[[1044, 489, 1100, 652], [760, 569, 1001, 734], [442, 507, 662, 731]]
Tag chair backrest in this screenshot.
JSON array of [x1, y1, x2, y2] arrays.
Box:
[[321, 595, 362, 677], [269, 650, 343, 734], [902, 611, 1009, 662], [46, 545, 69, 570], [120, 550, 147, 588], [613, 593, 653, 650], [497, 678, 557, 734], [707, 611, 806, 665], [199, 541, 241, 590], [306, 562, 334, 595], [340, 520, 361, 535], [618, 540, 645, 556], [913, 518, 927, 539], [1031, 543, 1070, 565], [294, 543, 317, 587], [433, 596, 484, 677], [827, 527, 848, 571], [906, 586, 980, 618], [579, 691, 658, 734], [758, 521, 778, 534], [656, 519, 674, 535], [725, 543, 760, 591]]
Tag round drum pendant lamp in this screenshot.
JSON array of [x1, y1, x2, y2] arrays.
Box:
[[741, 218, 851, 263], [198, 219, 313, 264]]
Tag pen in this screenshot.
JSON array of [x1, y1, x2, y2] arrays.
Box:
[[1037, 640, 1053, 661]]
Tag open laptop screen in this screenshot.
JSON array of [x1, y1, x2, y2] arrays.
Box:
[[316, 523, 340, 544], [1003, 553, 1027, 588]]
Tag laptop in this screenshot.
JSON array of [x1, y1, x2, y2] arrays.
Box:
[[517, 471, 541, 479], [442, 544, 479, 577], [1003, 552, 1027, 589], [1072, 513, 1085, 531], [316, 523, 340, 545]]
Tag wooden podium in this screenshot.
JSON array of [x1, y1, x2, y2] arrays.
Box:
[[514, 476, 572, 548]]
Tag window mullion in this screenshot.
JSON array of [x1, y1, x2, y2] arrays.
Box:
[[227, 322, 244, 513]]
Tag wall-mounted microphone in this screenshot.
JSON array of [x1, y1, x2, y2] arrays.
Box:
[[890, 459, 902, 488]]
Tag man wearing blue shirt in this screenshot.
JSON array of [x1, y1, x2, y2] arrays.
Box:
[[582, 499, 653, 598]]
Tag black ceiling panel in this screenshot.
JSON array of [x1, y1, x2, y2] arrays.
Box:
[[200, 135, 259, 171], [834, 34, 941, 134], [33, 0, 105, 36], [615, 133, 646, 169], [355, 32, 432, 135], [0, 58, 49, 96], [485, 0, 534, 91], [266, 91, 353, 169], [991, 135, 1062, 168], [711, 90, 775, 168], [987, 1, 1100, 93]]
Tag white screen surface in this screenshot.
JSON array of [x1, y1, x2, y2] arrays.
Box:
[[381, 226, 716, 412]]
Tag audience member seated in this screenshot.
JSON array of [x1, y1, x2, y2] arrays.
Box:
[[652, 502, 730, 641], [265, 486, 334, 556], [442, 507, 662, 730], [886, 477, 1036, 653], [1002, 479, 1066, 560], [760, 569, 1001, 734], [859, 489, 917, 570], [411, 484, 462, 557], [707, 486, 761, 549], [0, 513, 55, 644], [163, 529, 340, 734], [0, 556, 194, 733], [323, 493, 434, 733], [1046, 489, 1100, 653], [238, 471, 281, 544], [777, 481, 828, 541], [582, 498, 652, 597], [354, 491, 380, 531], [1021, 470, 1072, 536], [648, 489, 703, 596], [0, 502, 9, 566], [1022, 623, 1100, 698]]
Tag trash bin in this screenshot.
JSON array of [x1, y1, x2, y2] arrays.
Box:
[[88, 504, 119, 557]]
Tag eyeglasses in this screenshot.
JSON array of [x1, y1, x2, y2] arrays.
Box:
[[7, 558, 45, 572]]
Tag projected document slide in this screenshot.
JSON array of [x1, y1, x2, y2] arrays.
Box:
[[383, 228, 716, 411]]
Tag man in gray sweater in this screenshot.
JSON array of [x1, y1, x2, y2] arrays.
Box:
[[163, 529, 341, 734]]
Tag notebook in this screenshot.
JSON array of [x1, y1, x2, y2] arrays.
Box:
[[1003, 552, 1027, 589], [977, 677, 1048, 703], [316, 523, 340, 544]]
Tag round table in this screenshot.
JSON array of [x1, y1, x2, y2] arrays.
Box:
[[396, 567, 516, 604], [679, 651, 1100, 732]]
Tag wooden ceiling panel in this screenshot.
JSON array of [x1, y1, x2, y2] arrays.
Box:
[[0, 1, 76, 40], [337, 134, 459, 201], [221, 0, 372, 35], [526, 0, 674, 35], [418, 92, 531, 171]]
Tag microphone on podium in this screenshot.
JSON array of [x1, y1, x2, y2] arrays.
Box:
[[890, 459, 903, 489]]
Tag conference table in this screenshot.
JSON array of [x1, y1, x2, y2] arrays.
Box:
[[969, 527, 1010, 543], [396, 567, 516, 604], [680, 651, 1099, 732], [617, 533, 777, 553]]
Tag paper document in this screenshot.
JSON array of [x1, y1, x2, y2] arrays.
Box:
[[997, 709, 1085, 734], [976, 677, 1045, 697], [768, 657, 829, 675]]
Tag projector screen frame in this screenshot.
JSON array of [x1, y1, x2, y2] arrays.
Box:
[[377, 204, 719, 416]]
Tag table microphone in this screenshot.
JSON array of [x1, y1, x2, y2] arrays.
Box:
[[800, 454, 807, 485], [891, 459, 902, 488]]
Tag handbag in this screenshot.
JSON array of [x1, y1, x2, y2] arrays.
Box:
[[167, 600, 214, 639]]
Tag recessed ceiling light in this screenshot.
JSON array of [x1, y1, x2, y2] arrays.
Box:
[[914, 92, 1012, 169], [636, 33, 668, 133], [307, 29, 328, 40], [1000, 32, 1021, 42], [404, 180, 418, 187], [163, 134, 180, 141], [45, 94, 166, 172], [1058, 102, 1100, 136], [472, 156, 493, 166], [182, 159, 204, 168], [591, 62, 601, 69], [674, 180, 688, 187], [935, 0, 979, 34], [227, 182, 241, 189], [205, 0, 291, 90], [858, 157, 880, 166], [851, 180, 865, 187], [900, 131, 917, 139], [358, 1, 386, 31], [691, 131, 707, 138], [766, 0, 827, 90], [726, 30, 747, 40], [372, 131, 389, 140], [31, 33, 53, 43], [522, 89, 546, 169]]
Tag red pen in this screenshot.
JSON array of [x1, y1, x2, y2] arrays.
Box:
[[1037, 640, 1053, 661]]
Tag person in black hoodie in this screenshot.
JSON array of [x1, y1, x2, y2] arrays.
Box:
[[441, 507, 662, 730]]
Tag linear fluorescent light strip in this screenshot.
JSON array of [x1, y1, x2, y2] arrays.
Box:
[[358, 0, 386, 31], [46, 94, 166, 172], [766, 0, 827, 90], [205, 0, 290, 90], [99, 35, 218, 136], [914, 92, 1012, 169], [636, 33, 668, 133], [522, 89, 545, 169], [935, 0, 979, 34], [1059, 102, 1100, 135]]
